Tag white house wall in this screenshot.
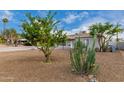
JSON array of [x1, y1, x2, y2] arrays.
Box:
[[66, 40, 74, 48], [65, 37, 99, 49], [65, 37, 124, 49]]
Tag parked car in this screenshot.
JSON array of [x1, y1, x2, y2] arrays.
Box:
[[108, 45, 116, 52]]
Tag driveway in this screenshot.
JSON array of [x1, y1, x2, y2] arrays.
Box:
[[0, 46, 37, 52]]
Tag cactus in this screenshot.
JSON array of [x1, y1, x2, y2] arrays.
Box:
[[70, 38, 87, 74], [70, 31, 99, 76]]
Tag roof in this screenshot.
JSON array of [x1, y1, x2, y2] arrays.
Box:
[[18, 39, 27, 41], [76, 31, 92, 38], [67, 35, 75, 40], [67, 31, 92, 40]]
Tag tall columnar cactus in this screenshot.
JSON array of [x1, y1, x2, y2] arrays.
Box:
[[70, 31, 99, 76], [70, 38, 87, 74]]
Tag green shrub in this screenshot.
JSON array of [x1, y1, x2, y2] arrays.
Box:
[[70, 35, 99, 76], [0, 36, 5, 44]]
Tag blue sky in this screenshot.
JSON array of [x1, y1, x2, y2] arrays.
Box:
[[0, 10, 124, 37]]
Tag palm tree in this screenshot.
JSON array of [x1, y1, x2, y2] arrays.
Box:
[[2, 18, 9, 44], [2, 18, 8, 32]]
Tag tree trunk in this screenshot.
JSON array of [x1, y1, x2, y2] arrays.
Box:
[[41, 47, 54, 63], [98, 38, 102, 52], [45, 54, 50, 63], [116, 32, 119, 50], [99, 47, 102, 52]]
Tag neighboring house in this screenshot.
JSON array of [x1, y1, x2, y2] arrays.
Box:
[[66, 31, 99, 48], [65, 31, 124, 50], [17, 39, 27, 43], [115, 38, 124, 49], [17, 39, 28, 45]]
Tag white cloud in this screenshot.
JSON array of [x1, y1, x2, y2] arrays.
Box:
[[63, 11, 88, 24], [65, 16, 108, 35], [65, 14, 124, 39], [78, 11, 89, 20], [1, 10, 14, 21], [63, 14, 78, 24], [81, 16, 108, 28], [95, 11, 124, 26]]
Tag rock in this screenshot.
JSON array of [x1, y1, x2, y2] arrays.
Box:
[[88, 75, 98, 82], [88, 75, 94, 79], [89, 78, 98, 82]]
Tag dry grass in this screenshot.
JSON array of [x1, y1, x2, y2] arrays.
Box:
[[0, 49, 124, 82]]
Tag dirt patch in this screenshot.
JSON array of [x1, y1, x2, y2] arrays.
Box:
[[0, 49, 124, 82], [0, 49, 85, 82], [96, 51, 124, 82]]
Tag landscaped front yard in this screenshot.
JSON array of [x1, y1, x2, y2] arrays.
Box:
[[0, 49, 124, 82]]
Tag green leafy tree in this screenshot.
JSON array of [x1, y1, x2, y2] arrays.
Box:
[[2, 28, 18, 46], [89, 22, 123, 52], [0, 35, 5, 44], [2, 29, 10, 45], [9, 28, 18, 46], [22, 12, 67, 62]]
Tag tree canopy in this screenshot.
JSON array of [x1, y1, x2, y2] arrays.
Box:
[[2, 18, 8, 24], [2, 28, 18, 46], [22, 11, 67, 62], [89, 22, 123, 52]]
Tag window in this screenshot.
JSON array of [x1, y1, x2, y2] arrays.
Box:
[[84, 39, 89, 45]]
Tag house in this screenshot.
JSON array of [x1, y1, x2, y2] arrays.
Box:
[[65, 31, 124, 50], [115, 38, 124, 50], [17, 39, 28, 44], [66, 31, 99, 48]]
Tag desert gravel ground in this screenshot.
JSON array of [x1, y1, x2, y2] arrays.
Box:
[[96, 51, 124, 82], [0, 49, 86, 82], [0, 49, 124, 82]]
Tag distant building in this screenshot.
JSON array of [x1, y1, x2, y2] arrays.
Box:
[[17, 39, 28, 45], [66, 31, 124, 50], [66, 31, 99, 48]]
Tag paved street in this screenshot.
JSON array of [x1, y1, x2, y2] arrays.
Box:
[[0, 46, 37, 52]]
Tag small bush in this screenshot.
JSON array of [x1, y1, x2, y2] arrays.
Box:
[[0, 37, 5, 44]]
